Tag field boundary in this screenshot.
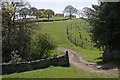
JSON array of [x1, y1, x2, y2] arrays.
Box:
[[15, 18, 70, 25], [2, 53, 69, 74]]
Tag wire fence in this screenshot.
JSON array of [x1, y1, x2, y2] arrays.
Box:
[[66, 21, 96, 50]]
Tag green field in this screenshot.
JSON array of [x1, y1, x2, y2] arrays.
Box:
[[31, 16, 70, 20], [3, 66, 117, 78], [39, 18, 102, 62], [2, 18, 117, 78]]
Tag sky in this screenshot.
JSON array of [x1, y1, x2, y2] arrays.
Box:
[[28, 0, 99, 13]]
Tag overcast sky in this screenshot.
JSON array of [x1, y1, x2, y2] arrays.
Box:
[[28, 0, 98, 13]]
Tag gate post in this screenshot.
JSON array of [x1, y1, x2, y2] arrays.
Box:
[[65, 51, 70, 67]]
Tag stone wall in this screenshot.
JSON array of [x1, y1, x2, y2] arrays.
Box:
[[2, 53, 69, 74]]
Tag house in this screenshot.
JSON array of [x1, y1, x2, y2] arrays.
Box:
[[64, 13, 79, 18], [55, 13, 64, 17]]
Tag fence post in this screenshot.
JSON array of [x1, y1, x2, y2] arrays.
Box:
[[65, 51, 70, 66]]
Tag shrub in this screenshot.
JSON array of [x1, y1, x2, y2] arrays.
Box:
[[31, 32, 56, 59], [9, 50, 22, 64]]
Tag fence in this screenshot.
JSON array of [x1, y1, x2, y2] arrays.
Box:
[[66, 22, 94, 49], [2, 52, 69, 74]]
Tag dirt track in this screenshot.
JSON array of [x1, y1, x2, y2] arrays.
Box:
[[58, 47, 118, 74]]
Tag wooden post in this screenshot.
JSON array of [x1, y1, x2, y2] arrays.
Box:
[[66, 51, 70, 66]]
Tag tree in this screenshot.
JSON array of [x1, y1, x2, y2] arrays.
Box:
[[64, 5, 78, 19], [29, 7, 38, 18], [44, 9, 55, 20], [90, 2, 120, 61], [35, 9, 42, 18], [31, 32, 56, 59], [82, 7, 94, 21], [2, 1, 32, 62], [19, 7, 29, 18], [38, 9, 45, 18]]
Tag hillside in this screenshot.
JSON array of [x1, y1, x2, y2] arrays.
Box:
[[3, 19, 118, 78], [39, 19, 102, 62]]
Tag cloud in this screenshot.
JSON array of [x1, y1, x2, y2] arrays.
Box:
[[99, 0, 120, 2], [28, 0, 98, 3], [28, 0, 120, 2]]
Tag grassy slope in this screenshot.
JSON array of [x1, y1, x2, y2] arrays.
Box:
[[31, 16, 69, 20], [3, 66, 117, 78], [39, 19, 102, 62]]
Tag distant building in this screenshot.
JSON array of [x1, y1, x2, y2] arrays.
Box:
[[55, 12, 79, 18], [55, 13, 64, 17], [64, 13, 78, 18]]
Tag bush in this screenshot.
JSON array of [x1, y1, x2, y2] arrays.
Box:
[[9, 51, 22, 64], [31, 32, 56, 59]]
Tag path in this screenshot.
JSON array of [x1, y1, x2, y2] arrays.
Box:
[[58, 47, 118, 74]]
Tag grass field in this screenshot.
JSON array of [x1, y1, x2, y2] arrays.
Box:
[[39, 18, 102, 62], [31, 16, 70, 20], [3, 66, 117, 78], [2, 18, 117, 78]]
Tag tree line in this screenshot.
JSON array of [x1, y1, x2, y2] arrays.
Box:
[[2, 1, 31, 62], [82, 2, 120, 62], [20, 5, 79, 20], [2, 1, 56, 63], [1, 1, 79, 63], [19, 7, 55, 20]]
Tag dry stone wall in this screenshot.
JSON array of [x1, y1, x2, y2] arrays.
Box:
[[2, 53, 69, 74]]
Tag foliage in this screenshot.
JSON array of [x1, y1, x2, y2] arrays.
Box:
[[89, 3, 119, 51], [64, 5, 78, 19], [38, 9, 46, 18], [82, 2, 120, 61], [29, 8, 55, 19], [81, 7, 94, 23], [19, 7, 29, 18], [2, 1, 57, 62], [9, 51, 22, 64], [2, 1, 32, 62], [44, 9, 55, 20], [66, 21, 95, 50], [29, 7, 38, 18], [31, 31, 56, 59]]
